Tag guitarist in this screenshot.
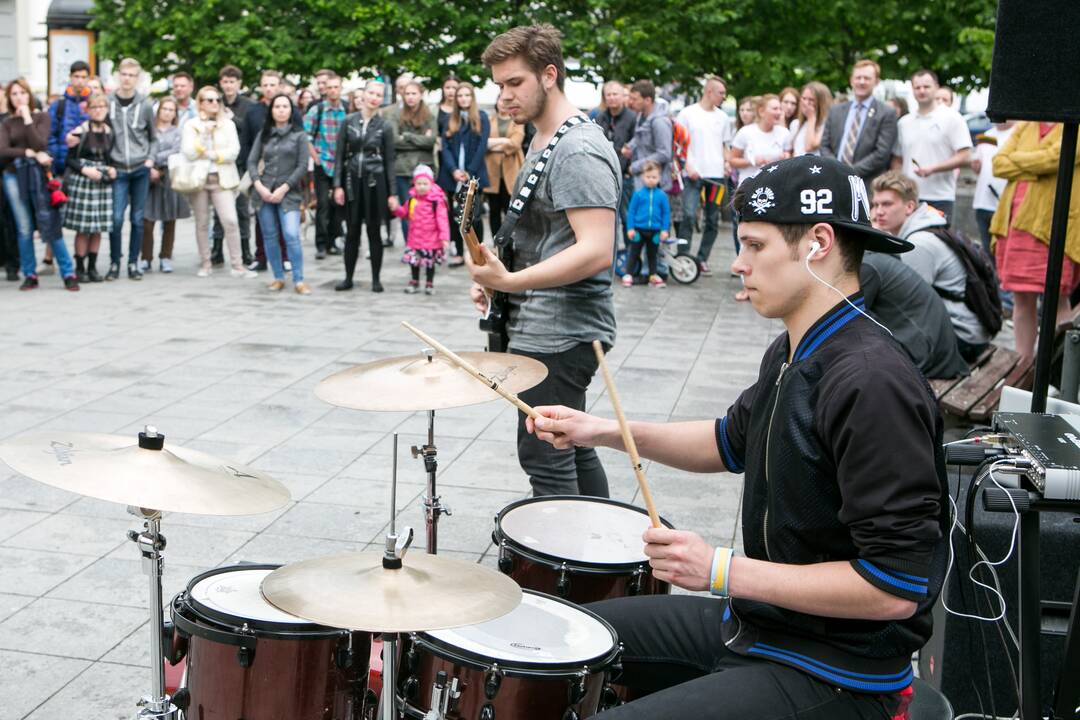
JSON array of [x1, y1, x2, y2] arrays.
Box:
[[467, 24, 621, 498]]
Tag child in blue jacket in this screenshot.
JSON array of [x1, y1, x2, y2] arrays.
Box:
[[623, 160, 671, 288]]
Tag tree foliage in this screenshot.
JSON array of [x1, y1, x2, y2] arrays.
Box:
[[91, 0, 996, 97]]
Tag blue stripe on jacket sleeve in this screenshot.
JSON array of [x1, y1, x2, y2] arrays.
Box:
[[717, 417, 744, 473], [857, 559, 928, 595]]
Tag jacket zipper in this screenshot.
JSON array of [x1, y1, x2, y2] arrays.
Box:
[[647, 189, 653, 227], [763, 361, 789, 561]]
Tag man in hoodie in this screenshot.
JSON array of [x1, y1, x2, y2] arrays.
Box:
[[107, 57, 156, 281], [623, 79, 673, 192], [870, 171, 990, 362], [48, 60, 91, 176]]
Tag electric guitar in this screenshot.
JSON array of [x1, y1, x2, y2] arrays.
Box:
[[456, 178, 511, 352]]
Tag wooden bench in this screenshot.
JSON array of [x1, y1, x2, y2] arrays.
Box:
[[931, 346, 1034, 423]]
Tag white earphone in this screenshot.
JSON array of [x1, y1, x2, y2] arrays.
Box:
[[803, 236, 893, 336]]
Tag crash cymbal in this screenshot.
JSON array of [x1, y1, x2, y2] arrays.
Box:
[[261, 551, 522, 633], [0, 429, 290, 516], [315, 351, 547, 412]]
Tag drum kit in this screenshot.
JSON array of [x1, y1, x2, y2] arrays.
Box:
[[0, 328, 671, 720]]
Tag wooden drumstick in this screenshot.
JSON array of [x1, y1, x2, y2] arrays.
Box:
[[592, 340, 662, 528], [401, 321, 541, 420]]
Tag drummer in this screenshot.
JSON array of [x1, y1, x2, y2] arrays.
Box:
[[527, 156, 949, 719]]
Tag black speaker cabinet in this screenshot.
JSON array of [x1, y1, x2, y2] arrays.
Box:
[[918, 472, 1080, 715], [987, 0, 1080, 123]]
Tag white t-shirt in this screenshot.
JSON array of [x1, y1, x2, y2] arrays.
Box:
[[677, 103, 733, 179], [785, 119, 820, 157], [973, 125, 1015, 212], [732, 124, 790, 184], [894, 105, 973, 201]]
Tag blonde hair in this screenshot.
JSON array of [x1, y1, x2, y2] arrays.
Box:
[[195, 86, 223, 121], [871, 171, 919, 204], [755, 93, 780, 119], [119, 58, 141, 72], [447, 82, 482, 137], [797, 81, 832, 129]]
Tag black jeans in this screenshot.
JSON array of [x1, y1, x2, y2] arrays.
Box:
[[343, 178, 384, 283], [590, 596, 901, 720], [626, 231, 659, 277], [515, 343, 609, 497], [314, 165, 344, 252], [487, 181, 511, 236]]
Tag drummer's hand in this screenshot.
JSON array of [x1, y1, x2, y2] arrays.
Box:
[[527, 405, 613, 450], [469, 283, 489, 314], [642, 527, 713, 592], [466, 244, 517, 293]]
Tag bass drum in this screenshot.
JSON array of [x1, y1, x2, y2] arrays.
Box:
[[493, 496, 673, 604], [399, 590, 620, 719], [170, 564, 370, 720]]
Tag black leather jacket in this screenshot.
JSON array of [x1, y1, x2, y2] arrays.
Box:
[[333, 112, 394, 200], [716, 292, 948, 694]]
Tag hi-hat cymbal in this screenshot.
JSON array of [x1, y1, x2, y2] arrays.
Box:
[[315, 351, 547, 412], [0, 430, 290, 516], [261, 551, 522, 633]]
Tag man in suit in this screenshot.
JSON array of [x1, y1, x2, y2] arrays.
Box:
[[820, 60, 897, 181]]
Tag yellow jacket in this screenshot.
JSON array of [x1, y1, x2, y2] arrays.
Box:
[[990, 121, 1080, 262]]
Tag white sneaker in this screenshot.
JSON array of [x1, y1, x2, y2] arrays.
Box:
[[246, 260, 261, 271], [283, 260, 292, 271], [160, 258, 173, 273], [231, 268, 258, 279], [138, 259, 151, 272], [197, 266, 211, 278]]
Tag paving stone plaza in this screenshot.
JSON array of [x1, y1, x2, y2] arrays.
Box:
[[0, 217, 780, 718]]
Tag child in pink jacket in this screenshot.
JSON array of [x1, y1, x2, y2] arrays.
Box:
[[395, 164, 450, 295]]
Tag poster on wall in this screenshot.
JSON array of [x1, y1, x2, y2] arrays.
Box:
[[49, 30, 94, 98]]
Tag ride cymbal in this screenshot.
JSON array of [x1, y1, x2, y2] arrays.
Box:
[[0, 430, 290, 516], [261, 551, 522, 633], [315, 351, 547, 412]]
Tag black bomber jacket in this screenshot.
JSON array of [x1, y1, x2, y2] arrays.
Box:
[[715, 292, 949, 694]]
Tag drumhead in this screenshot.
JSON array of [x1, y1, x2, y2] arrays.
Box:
[[189, 565, 315, 627], [422, 591, 616, 668], [498, 496, 670, 566]]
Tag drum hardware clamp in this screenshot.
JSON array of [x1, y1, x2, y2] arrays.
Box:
[[423, 670, 461, 720]]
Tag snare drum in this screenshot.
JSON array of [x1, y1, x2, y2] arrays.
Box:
[[399, 590, 620, 719], [493, 496, 673, 604], [170, 564, 370, 720]]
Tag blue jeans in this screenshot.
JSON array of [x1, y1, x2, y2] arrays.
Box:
[[396, 176, 412, 240], [258, 203, 303, 281], [2, 172, 74, 278], [678, 176, 723, 263], [110, 166, 150, 264]]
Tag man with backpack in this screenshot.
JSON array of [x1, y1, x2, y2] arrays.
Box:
[[48, 60, 91, 176], [623, 79, 673, 193], [870, 171, 1000, 362], [304, 71, 347, 259]]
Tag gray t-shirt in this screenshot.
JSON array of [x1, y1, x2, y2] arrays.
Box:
[[506, 121, 620, 354]]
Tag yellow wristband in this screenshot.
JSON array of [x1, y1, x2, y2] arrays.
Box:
[[710, 547, 733, 596]]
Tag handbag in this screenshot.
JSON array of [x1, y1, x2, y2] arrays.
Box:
[[169, 152, 207, 193]]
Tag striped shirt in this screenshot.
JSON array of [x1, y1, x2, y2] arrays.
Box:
[[303, 100, 347, 177]]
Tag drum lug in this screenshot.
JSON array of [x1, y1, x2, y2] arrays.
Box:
[[600, 685, 620, 710], [556, 564, 571, 598], [335, 639, 353, 670], [567, 667, 588, 705], [484, 664, 502, 700], [497, 540, 513, 574], [405, 638, 420, 673], [609, 643, 624, 682], [403, 675, 420, 701], [629, 568, 645, 596], [236, 623, 255, 668]]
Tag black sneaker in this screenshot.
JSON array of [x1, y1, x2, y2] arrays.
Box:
[[327, 246, 342, 256], [19, 276, 38, 291], [371, 281, 384, 293], [382, 239, 393, 248], [87, 268, 103, 283], [63, 275, 80, 292], [77, 269, 90, 283], [334, 279, 353, 291], [128, 263, 143, 280], [211, 253, 225, 266], [315, 248, 327, 260], [5, 267, 17, 281], [105, 262, 120, 281]]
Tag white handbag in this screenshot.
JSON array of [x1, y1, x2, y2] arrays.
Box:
[[168, 153, 207, 193]]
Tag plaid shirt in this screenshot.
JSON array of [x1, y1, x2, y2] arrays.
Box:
[[304, 100, 347, 177]]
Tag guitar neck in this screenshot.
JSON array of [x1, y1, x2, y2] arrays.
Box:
[[463, 226, 485, 265]]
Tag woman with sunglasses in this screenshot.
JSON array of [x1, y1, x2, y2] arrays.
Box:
[[181, 86, 255, 277]]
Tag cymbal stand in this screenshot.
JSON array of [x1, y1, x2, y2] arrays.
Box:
[[411, 349, 451, 554], [128, 506, 177, 720], [380, 434, 413, 720]]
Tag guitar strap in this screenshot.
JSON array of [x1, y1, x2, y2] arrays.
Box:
[[491, 114, 588, 250]]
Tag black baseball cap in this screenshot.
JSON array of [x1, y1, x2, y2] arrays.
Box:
[[732, 155, 914, 254]]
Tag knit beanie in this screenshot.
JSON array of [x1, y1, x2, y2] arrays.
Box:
[[413, 164, 434, 182]]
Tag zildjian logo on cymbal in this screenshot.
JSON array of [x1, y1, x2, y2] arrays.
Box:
[[48, 440, 76, 466]]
